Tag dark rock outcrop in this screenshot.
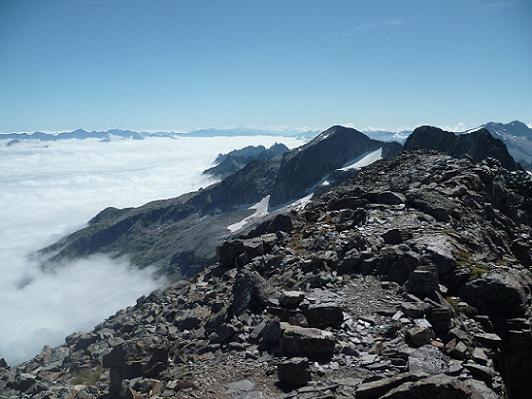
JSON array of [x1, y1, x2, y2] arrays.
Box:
[[404, 126, 520, 171]]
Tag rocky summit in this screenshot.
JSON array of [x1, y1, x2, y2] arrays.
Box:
[[404, 126, 520, 171], [2, 150, 531, 399]]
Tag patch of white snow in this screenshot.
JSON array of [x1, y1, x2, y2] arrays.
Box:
[[339, 148, 382, 171], [228, 195, 270, 232]]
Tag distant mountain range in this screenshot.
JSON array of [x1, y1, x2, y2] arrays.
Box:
[[0, 127, 410, 143], [0, 127, 319, 143]]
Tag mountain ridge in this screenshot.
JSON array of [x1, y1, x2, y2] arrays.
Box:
[[2, 150, 531, 399], [39, 125, 522, 278], [39, 126, 400, 277], [404, 126, 520, 171]]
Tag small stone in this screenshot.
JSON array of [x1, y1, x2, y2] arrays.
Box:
[[472, 347, 489, 365], [444, 339, 468, 360]]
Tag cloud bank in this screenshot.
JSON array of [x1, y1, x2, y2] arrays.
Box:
[[0, 135, 302, 364]]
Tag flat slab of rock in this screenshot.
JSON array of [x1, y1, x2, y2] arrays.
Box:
[[355, 372, 424, 399], [303, 303, 344, 328], [279, 291, 305, 309], [380, 374, 471, 399], [279, 322, 336, 360]]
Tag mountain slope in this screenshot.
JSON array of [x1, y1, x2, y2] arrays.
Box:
[[482, 121, 532, 167], [270, 126, 402, 206], [404, 126, 520, 171], [3, 151, 531, 399], [41, 126, 399, 276]]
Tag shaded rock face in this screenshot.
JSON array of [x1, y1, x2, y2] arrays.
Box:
[[4, 151, 532, 399], [404, 126, 520, 171]]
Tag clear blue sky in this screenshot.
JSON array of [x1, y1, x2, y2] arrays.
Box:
[[0, 0, 531, 132]]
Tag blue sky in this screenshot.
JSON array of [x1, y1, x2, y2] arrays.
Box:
[[0, 0, 531, 132]]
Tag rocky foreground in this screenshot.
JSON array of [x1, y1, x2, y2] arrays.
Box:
[[1, 151, 532, 399]]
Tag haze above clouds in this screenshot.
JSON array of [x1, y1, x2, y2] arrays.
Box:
[[0, 135, 302, 364]]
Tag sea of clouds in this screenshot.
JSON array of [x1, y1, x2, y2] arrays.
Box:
[[0, 135, 302, 364]]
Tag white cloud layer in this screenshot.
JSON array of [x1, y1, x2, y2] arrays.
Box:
[[0, 135, 302, 364]]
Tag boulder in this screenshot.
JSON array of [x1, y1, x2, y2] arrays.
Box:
[[366, 191, 406, 205], [387, 251, 421, 284], [277, 357, 311, 387], [258, 320, 283, 351], [405, 189, 457, 222], [303, 303, 344, 328], [279, 290, 305, 309], [355, 373, 424, 399], [406, 325, 434, 347], [217, 238, 265, 268], [382, 229, 412, 245], [380, 374, 471, 399], [404, 268, 440, 300], [328, 196, 368, 211], [232, 270, 270, 316], [279, 322, 336, 360], [401, 302, 431, 319], [459, 270, 531, 318], [463, 363, 495, 385], [120, 377, 162, 399], [408, 345, 450, 375], [444, 339, 468, 360]]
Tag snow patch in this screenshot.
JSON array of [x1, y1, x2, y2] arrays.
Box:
[[228, 195, 270, 232], [280, 192, 315, 212], [339, 148, 382, 171]]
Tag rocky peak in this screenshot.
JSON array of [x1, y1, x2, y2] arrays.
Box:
[[4, 151, 531, 399], [269, 126, 402, 206], [404, 126, 520, 171]]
